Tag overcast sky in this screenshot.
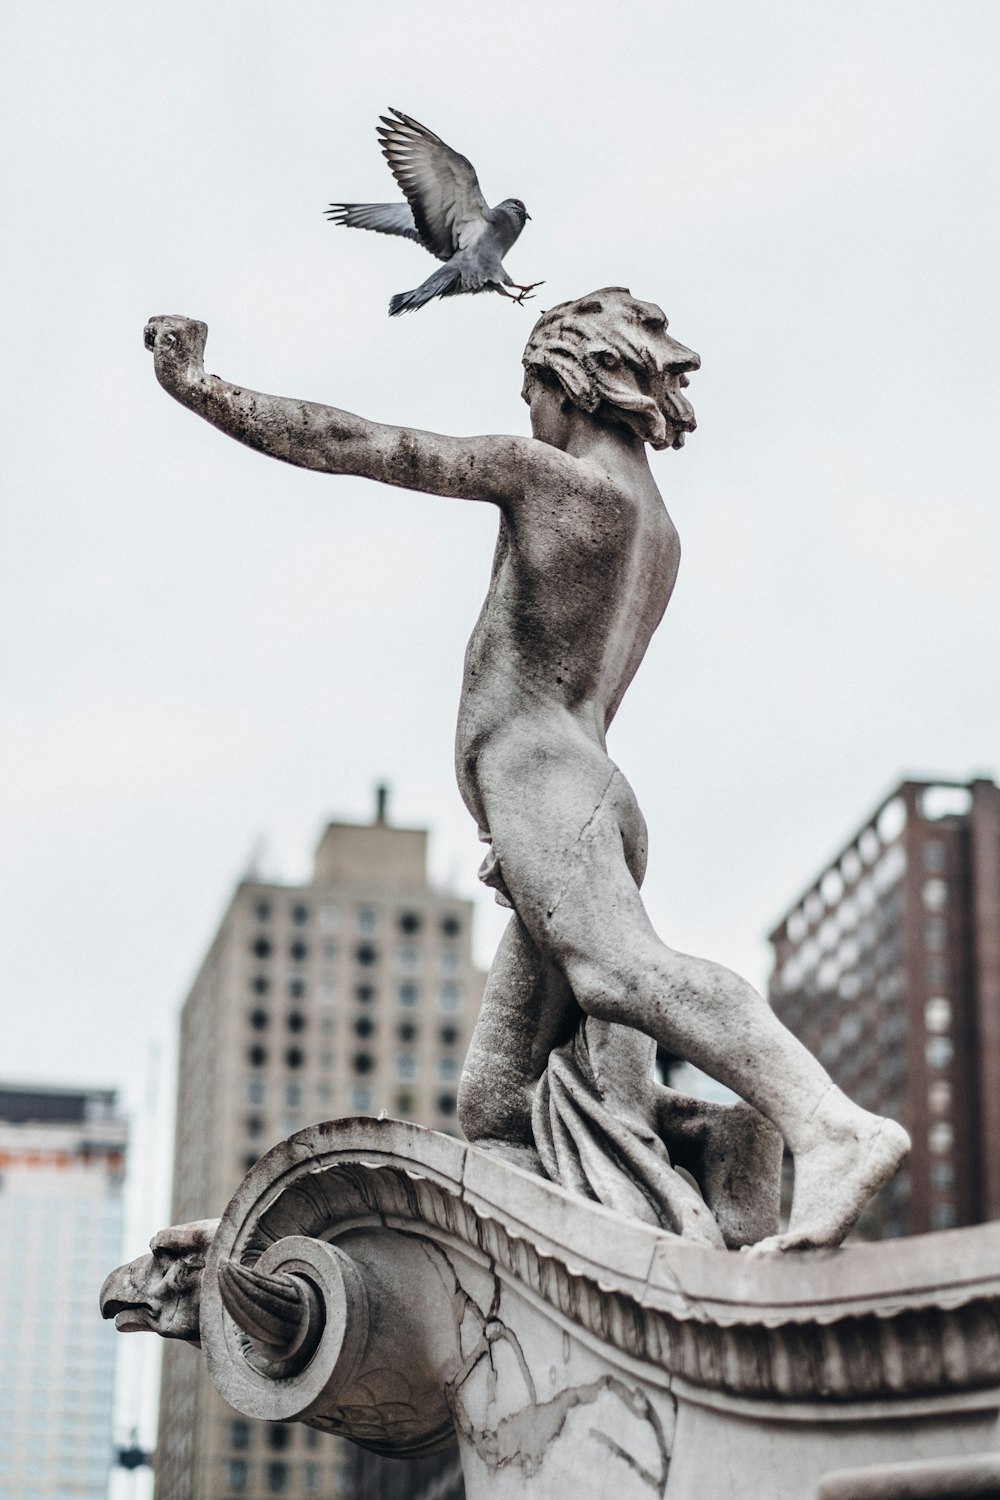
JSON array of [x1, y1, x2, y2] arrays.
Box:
[[3, 0, 998, 1182]]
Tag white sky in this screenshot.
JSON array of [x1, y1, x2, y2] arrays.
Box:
[[2, 0, 998, 1198]]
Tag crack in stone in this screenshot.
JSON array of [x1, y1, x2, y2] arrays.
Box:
[[545, 766, 619, 922]]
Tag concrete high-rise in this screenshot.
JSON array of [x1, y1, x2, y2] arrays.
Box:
[[768, 777, 1000, 1240], [156, 796, 486, 1500], [0, 1083, 127, 1500]]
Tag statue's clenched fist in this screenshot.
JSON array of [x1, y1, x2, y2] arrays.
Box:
[[144, 315, 208, 385]]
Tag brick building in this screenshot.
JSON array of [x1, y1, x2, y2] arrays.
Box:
[[768, 777, 1000, 1239]]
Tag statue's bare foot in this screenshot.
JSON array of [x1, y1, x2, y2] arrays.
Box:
[[746, 1098, 910, 1254]]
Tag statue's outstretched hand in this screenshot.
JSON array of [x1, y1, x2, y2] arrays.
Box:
[[144, 315, 208, 392]]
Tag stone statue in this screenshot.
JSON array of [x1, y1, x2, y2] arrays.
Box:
[[100, 1220, 219, 1341], [143, 287, 908, 1251]]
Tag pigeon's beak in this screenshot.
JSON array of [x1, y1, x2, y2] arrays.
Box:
[[524, 211, 531, 221]]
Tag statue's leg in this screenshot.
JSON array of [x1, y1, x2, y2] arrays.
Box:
[[479, 737, 909, 1250], [458, 913, 579, 1164]]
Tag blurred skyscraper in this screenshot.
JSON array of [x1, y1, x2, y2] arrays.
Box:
[[768, 777, 1000, 1239], [155, 793, 483, 1500], [0, 1083, 126, 1500]]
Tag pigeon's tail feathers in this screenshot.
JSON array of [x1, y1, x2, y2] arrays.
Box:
[[389, 262, 463, 316], [326, 201, 422, 245]]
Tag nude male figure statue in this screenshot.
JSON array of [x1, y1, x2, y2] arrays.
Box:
[[143, 288, 909, 1250]]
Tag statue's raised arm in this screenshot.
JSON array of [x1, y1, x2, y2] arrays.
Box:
[[143, 313, 572, 509]]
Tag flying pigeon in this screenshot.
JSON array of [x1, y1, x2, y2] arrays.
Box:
[[327, 109, 542, 316]]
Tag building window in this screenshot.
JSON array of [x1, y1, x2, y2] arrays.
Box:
[[305, 1462, 320, 1492], [931, 1160, 955, 1190], [252, 937, 272, 960], [288, 977, 306, 999], [267, 1462, 288, 1493], [247, 1080, 266, 1104], [291, 903, 310, 925], [353, 1053, 373, 1075], [926, 1036, 954, 1069], [398, 982, 418, 1007], [399, 911, 422, 934], [441, 948, 460, 971], [356, 985, 375, 1004], [323, 939, 337, 960], [252, 975, 270, 995], [354, 1016, 374, 1038], [441, 915, 462, 937], [397, 1053, 416, 1080], [243, 1153, 258, 1172], [357, 908, 378, 933], [320, 903, 338, 931], [289, 940, 308, 964], [285, 1082, 302, 1107], [246, 1114, 265, 1137], [227, 1459, 248, 1492], [922, 878, 948, 911], [396, 1090, 415, 1114], [356, 944, 377, 967], [924, 919, 947, 951], [437, 1092, 457, 1116], [266, 1425, 291, 1451], [439, 984, 461, 1011], [255, 900, 272, 922], [320, 1010, 336, 1034], [285, 1047, 304, 1070], [438, 1057, 459, 1081], [287, 1011, 306, 1033], [439, 1025, 458, 1046], [398, 1021, 417, 1042], [248, 1045, 268, 1067], [398, 944, 419, 969], [250, 1009, 269, 1031], [924, 996, 952, 1034], [926, 957, 948, 987], [928, 1081, 952, 1115], [923, 841, 946, 873], [929, 1121, 954, 1154], [931, 1202, 957, 1230], [351, 1084, 373, 1112], [230, 1420, 251, 1450]]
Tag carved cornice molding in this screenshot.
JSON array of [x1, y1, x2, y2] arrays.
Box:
[[207, 1118, 1000, 1407]]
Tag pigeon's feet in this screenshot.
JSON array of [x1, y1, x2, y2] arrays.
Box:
[[512, 280, 545, 304]]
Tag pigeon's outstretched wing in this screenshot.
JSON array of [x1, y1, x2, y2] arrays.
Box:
[[324, 201, 421, 243], [377, 108, 491, 262]]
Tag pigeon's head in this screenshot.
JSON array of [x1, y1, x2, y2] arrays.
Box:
[[497, 198, 530, 223], [522, 287, 699, 451]]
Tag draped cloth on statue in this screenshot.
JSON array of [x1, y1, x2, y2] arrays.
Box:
[[531, 1018, 728, 1244]]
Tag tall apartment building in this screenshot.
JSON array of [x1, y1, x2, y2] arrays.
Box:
[[0, 1083, 127, 1500], [768, 777, 1000, 1240], [156, 796, 486, 1500]]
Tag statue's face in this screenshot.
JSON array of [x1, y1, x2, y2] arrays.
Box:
[[632, 307, 700, 449], [100, 1219, 219, 1342]]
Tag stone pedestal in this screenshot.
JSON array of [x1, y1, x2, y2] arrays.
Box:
[[184, 1118, 1000, 1499]]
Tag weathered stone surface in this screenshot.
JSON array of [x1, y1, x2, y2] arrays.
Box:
[[102, 1120, 1000, 1498]]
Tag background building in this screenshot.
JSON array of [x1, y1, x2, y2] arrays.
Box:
[[156, 794, 484, 1500], [0, 1083, 126, 1500], [768, 777, 1000, 1239]]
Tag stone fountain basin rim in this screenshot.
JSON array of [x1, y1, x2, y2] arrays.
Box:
[[211, 1115, 1000, 1330]]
